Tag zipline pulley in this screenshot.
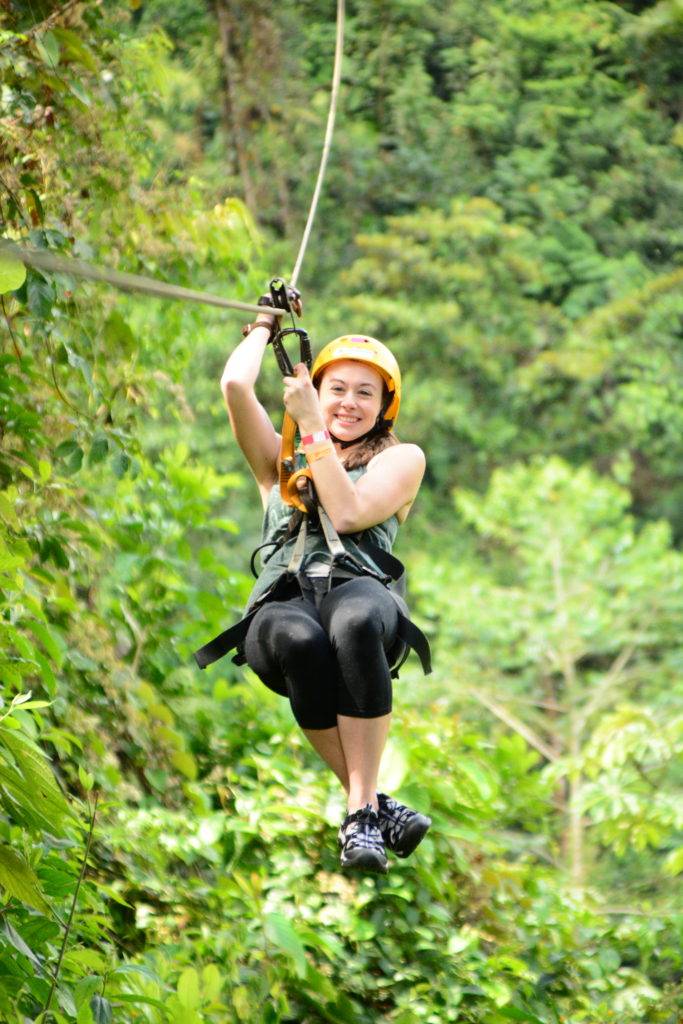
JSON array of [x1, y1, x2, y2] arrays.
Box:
[[257, 278, 310, 374]]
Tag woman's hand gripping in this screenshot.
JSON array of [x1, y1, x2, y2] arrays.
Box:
[[282, 363, 325, 435]]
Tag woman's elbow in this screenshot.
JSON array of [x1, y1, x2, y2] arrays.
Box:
[[221, 376, 247, 404], [332, 509, 368, 535], [331, 513, 352, 534]]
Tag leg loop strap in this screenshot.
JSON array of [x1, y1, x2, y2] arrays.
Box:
[[395, 612, 432, 676]]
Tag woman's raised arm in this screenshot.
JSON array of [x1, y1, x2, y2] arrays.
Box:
[[221, 318, 281, 503]]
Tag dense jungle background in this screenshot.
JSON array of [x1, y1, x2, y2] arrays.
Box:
[[1, 0, 682, 1021]]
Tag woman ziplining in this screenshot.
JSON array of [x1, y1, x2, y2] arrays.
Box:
[[193, 293, 433, 874], [192, 0, 433, 874], [6, 0, 435, 872]]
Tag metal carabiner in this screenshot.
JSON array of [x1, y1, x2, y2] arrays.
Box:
[[270, 327, 312, 377]]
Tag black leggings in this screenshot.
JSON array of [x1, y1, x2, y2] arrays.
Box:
[[243, 576, 403, 730]]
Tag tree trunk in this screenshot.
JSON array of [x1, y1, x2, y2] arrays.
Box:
[[551, 536, 585, 891], [567, 716, 584, 890], [213, 0, 257, 214]]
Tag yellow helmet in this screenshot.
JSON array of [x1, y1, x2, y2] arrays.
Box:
[[311, 335, 401, 424]]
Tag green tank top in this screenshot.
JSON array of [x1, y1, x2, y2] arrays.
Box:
[[247, 465, 400, 609]]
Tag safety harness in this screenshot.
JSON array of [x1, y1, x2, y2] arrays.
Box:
[[192, 507, 431, 677], [192, 282, 432, 677]]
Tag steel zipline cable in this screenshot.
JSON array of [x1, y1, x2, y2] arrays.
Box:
[[0, 239, 286, 317], [0, 0, 346, 315]]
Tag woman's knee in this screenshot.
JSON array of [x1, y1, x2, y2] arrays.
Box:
[[280, 619, 331, 672], [252, 602, 324, 652], [326, 595, 387, 650], [245, 602, 324, 678]]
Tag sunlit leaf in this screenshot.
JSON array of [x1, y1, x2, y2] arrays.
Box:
[[264, 913, 308, 978], [35, 31, 60, 67], [0, 252, 26, 294], [176, 967, 200, 1010], [0, 845, 51, 913]]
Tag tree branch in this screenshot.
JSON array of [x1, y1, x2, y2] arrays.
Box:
[[577, 640, 638, 731], [23, 0, 87, 40], [468, 688, 558, 762]]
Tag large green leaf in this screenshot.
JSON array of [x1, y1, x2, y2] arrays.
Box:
[[497, 1007, 548, 1024], [176, 967, 200, 1010], [2, 919, 45, 972], [25, 620, 66, 668], [0, 726, 75, 827], [0, 763, 66, 834], [0, 845, 51, 913], [264, 913, 308, 978], [34, 30, 60, 67]]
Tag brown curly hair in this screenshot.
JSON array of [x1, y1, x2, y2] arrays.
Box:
[[340, 424, 399, 469]]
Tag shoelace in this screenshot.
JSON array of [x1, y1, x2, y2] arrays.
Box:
[[342, 806, 384, 852], [378, 796, 414, 844]]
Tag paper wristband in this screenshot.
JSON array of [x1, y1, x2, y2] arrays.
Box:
[[301, 429, 331, 446]]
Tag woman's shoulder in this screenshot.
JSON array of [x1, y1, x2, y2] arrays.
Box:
[[362, 442, 425, 525], [366, 441, 425, 473]]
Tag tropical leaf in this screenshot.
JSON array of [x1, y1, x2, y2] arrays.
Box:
[[264, 913, 308, 978], [0, 728, 76, 835], [0, 845, 51, 913]]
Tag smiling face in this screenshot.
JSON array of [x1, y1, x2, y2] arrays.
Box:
[[318, 359, 385, 442]]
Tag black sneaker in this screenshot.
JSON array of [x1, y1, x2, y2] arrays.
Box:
[[377, 792, 431, 858], [338, 803, 388, 873]]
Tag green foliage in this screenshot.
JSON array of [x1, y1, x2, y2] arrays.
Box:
[[1, 0, 682, 1022], [415, 457, 683, 902]]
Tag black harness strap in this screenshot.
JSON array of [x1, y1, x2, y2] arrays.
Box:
[[358, 540, 432, 676], [359, 541, 407, 598], [193, 575, 294, 670], [395, 613, 432, 675], [287, 513, 309, 574], [193, 502, 432, 675], [193, 613, 256, 670]]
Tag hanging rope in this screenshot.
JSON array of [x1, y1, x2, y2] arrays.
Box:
[[289, 0, 345, 289]]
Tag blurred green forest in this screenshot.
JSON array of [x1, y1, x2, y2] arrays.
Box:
[[1, 0, 682, 1021]]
